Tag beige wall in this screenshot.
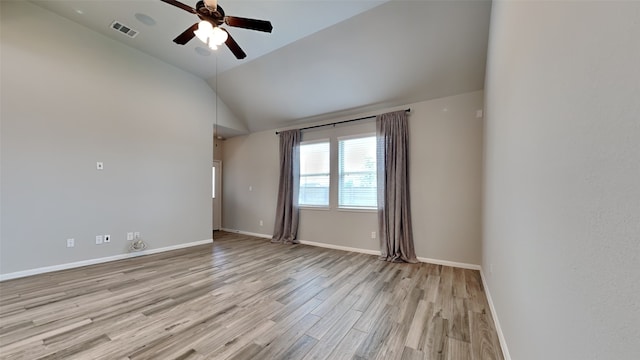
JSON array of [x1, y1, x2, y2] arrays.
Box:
[[484, 1, 640, 359], [222, 91, 484, 265], [0, 1, 237, 275], [222, 131, 279, 235]]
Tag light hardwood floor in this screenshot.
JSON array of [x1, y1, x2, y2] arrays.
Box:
[[0, 231, 503, 360]]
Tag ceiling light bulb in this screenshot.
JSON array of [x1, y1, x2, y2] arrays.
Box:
[[211, 27, 228, 46], [207, 40, 218, 50], [194, 21, 214, 43]]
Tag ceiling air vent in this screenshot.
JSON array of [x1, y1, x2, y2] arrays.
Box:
[[110, 21, 138, 38]]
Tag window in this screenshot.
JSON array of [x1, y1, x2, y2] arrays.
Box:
[[338, 135, 377, 208], [299, 140, 330, 207]]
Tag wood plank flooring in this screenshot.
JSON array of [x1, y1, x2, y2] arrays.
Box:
[[0, 231, 504, 360]]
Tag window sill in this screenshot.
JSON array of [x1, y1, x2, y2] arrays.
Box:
[[337, 207, 377, 213], [299, 206, 330, 211]]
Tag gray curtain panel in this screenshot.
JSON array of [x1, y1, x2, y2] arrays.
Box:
[[376, 110, 418, 263], [272, 129, 301, 244]]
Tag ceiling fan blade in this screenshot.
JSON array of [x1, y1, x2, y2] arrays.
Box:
[[222, 29, 247, 59], [159, 0, 197, 14], [173, 23, 199, 45], [224, 16, 273, 33]]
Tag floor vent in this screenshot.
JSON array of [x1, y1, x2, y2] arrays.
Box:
[[110, 21, 138, 38]]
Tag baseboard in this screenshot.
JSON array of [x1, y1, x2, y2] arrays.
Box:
[[0, 239, 213, 282], [416, 256, 481, 270], [298, 241, 480, 270], [298, 240, 382, 256], [220, 228, 481, 270], [480, 269, 512, 360], [220, 228, 272, 239]]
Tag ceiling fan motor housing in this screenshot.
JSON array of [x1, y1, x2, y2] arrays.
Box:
[[203, 0, 217, 10], [197, 0, 225, 26]]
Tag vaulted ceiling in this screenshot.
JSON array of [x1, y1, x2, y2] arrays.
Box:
[[30, 0, 492, 135]]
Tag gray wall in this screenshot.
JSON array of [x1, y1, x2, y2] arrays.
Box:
[[223, 91, 484, 265], [213, 138, 224, 161], [0, 1, 238, 275], [222, 130, 278, 236], [483, 1, 640, 359]]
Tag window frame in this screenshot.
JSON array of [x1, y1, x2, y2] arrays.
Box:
[[337, 133, 378, 210], [298, 138, 331, 209]]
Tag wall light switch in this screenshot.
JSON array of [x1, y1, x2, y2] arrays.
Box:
[[127, 232, 134, 241], [67, 238, 75, 248], [95, 235, 103, 244], [96, 162, 104, 170]]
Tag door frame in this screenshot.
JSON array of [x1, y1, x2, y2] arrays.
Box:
[[212, 160, 222, 231]]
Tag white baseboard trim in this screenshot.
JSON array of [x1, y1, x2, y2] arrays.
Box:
[[416, 257, 481, 271], [299, 241, 481, 270], [0, 239, 213, 282], [480, 269, 512, 360], [220, 228, 272, 239], [220, 228, 481, 270], [298, 240, 382, 256]]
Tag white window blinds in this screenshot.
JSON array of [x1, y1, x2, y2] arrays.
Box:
[[338, 136, 377, 208], [299, 140, 330, 206]]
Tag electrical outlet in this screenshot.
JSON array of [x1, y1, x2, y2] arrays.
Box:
[[67, 238, 75, 248], [371, 231, 376, 239], [104, 235, 111, 243], [127, 232, 134, 241], [95, 235, 103, 245], [134, 232, 140, 240], [259, 220, 263, 226], [96, 162, 104, 170]]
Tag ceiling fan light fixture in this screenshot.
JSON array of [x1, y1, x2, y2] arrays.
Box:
[[161, 0, 270, 60], [211, 27, 228, 45], [194, 21, 227, 49], [194, 20, 214, 43]]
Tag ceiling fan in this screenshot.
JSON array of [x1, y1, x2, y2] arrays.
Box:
[[159, 0, 273, 59]]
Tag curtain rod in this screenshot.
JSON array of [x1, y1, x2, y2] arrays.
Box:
[[275, 108, 411, 135]]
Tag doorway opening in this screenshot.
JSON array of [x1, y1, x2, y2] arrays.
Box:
[[212, 160, 222, 232]]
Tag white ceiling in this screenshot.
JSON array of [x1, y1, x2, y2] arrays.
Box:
[[29, 0, 492, 135]]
